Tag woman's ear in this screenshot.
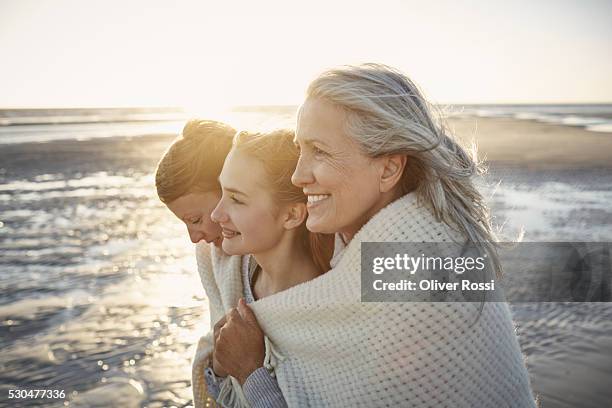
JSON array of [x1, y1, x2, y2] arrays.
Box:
[[379, 154, 407, 193], [283, 202, 308, 230]]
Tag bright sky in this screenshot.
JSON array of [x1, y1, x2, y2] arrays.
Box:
[[1, 0, 611, 108]]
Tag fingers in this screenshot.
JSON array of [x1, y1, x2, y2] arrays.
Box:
[[214, 315, 227, 333], [212, 352, 227, 377], [214, 308, 240, 337], [228, 307, 241, 322], [237, 298, 260, 327], [214, 308, 242, 345], [213, 322, 234, 369], [213, 315, 227, 345], [214, 303, 258, 351]]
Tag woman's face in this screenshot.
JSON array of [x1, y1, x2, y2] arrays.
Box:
[[166, 191, 223, 247], [210, 149, 287, 256], [292, 97, 387, 240]]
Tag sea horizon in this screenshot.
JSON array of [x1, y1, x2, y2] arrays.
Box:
[[1, 103, 612, 145]]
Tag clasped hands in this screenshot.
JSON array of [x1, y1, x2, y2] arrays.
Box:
[[212, 298, 266, 385]]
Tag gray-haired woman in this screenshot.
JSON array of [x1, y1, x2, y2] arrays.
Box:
[[210, 64, 536, 407]]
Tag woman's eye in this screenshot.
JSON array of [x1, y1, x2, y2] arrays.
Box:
[[230, 194, 243, 204], [190, 217, 202, 225], [313, 146, 326, 155]]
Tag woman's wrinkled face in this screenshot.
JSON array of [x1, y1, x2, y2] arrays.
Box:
[[166, 191, 223, 247], [292, 97, 385, 240], [210, 149, 286, 256]]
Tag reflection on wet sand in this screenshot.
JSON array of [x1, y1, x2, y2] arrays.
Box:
[[1, 115, 612, 407]]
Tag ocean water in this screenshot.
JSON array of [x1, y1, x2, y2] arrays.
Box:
[[454, 103, 612, 133], [0, 136, 204, 407], [0, 107, 612, 407], [1, 104, 611, 145], [0, 107, 297, 145]]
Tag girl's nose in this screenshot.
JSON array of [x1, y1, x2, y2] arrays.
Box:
[[210, 200, 228, 223]]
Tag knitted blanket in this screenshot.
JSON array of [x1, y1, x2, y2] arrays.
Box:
[[192, 242, 244, 408], [193, 192, 536, 407]]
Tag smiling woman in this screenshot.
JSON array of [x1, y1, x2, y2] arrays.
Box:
[[293, 97, 403, 241]]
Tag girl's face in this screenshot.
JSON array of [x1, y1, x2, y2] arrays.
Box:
[[166, 190, 223, 247], [211, 149, 289, 256]]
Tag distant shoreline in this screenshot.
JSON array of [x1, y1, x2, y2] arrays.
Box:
[[3, 103, 612, 131], [1, 117, 611, 172], [449, 116, 612, 169]]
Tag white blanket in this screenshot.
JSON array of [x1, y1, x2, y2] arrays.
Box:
[[192, 192, 536, 407]]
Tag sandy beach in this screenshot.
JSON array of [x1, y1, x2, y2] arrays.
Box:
[[1, 116, 611, 176], [1, 116, 612, 407], [449, 116, 612, 169]]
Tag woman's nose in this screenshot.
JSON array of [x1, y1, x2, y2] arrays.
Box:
[[188, 229, 204, 244], [291, 155, 314, 188], [210, 200, 228, 224]]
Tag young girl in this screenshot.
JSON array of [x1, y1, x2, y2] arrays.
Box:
[[156, 123, 333, 407], [205, 129, 334, 407]]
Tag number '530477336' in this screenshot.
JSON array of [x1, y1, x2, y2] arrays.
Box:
[[8, 389, 66, 399]]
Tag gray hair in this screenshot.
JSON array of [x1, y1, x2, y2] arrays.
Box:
[[306, 63, 504, 278]]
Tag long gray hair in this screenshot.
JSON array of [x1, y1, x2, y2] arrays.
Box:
[[306, 63, 504, 277]]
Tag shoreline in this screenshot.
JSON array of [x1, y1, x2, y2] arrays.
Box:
[[448, 116, 612, 169], [1, 117, 611, 172]]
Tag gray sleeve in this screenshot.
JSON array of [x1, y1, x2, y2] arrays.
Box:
[[203, 367, 223, 401], [243, 367, 288, 408]]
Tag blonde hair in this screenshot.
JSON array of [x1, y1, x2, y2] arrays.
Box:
[[155, 119, 235, 203], [233, 129, 334, 273], [306, 63, 503, 277]]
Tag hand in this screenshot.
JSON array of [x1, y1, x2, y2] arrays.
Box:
[[213, 298, 265, 384], [212, 315, 229, 377]]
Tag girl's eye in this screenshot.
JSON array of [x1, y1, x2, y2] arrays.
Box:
[[230, 194, 243, 204], [190, 217, 202, 225]]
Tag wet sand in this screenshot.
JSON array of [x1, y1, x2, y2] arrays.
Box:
[[1, 117, 611, 177], [449, 116, 612, 169], [1, 118, 612, 407]]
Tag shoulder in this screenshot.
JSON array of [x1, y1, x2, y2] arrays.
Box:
[[195, 242, 234, 279], [195, 241, 211, 260], [195, 242, 211, 274], [355, 193, 465, 244], [196, 241, 242, 266], [195, 243, 246, 311]]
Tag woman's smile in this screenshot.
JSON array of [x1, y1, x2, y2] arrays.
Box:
[[306, 194, 331, 209], [221, 227, 241, 239]]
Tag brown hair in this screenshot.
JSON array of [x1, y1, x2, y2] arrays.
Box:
[[155, 119, 236, 203], [233, 129, 334, 272]]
